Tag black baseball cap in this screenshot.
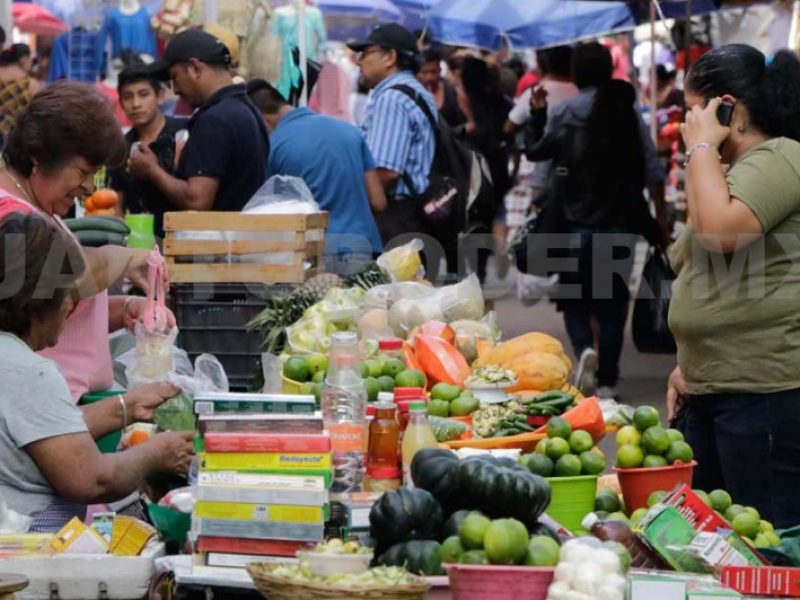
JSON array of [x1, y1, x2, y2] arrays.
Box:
[[148, 29, 231, 80], [347, 23, 419, 56]]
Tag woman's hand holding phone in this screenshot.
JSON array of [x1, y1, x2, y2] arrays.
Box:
[[681, 97, 732, 149]]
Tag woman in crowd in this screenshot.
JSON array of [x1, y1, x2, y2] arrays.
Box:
[[0, 80, 175, 405], [0, 44, 39, 140], [0, 212, 193, 531], [667, 46, 800, 528]]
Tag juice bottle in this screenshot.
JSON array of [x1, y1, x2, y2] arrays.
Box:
[[582, 513, 669, 569], [401, 401, 438, 488], [366, 401, 400, 492]]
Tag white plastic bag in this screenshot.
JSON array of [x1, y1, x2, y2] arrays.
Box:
[[0, 499, 31, 534], [436, 273, 485, 322], [377, 239, 425, 282], [517, 272, 559, 307]]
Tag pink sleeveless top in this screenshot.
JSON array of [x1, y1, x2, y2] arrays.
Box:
[[0, 194, 113, 402]]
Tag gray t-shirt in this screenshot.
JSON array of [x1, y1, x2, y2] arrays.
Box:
[[0, 332, 88, 515]]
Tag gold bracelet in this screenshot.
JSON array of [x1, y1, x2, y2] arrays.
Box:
[[119, 394, 128, 429]]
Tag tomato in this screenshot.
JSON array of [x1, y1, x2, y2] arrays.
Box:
[[92, 189, 118, 209]]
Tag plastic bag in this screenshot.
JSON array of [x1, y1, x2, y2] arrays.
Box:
[[0, 499, 31, 534], [377, 239, 425, 282], [632, 250, 677, 354], [436, 273, 485, 322], [361, 284, 393, 311], [388, 296, 444, 339], [261, 353, 283, 393], [451, 313, 499, 364], [599, 398, 635, 428], [126, 323, 179, 386], [517, 272, 559, 307]]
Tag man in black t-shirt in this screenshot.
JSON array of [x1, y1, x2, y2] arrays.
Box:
[[108, 66, 187, 239], [129, 29, 270, 212]]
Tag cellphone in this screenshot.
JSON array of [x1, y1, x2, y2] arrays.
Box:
[[717, 100, 735, 127]]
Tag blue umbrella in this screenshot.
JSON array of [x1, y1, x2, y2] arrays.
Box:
[[428, 0, 636, 50], [393, 0, 441, 31], [316, 0, 405, 41]]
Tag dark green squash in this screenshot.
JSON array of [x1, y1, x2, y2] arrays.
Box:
[[410, 448, 459, 504], [379, 540, 446, 576], [443, 510, 472, 540], [369, 487, 444, 548], [529, 522, 562, 545]]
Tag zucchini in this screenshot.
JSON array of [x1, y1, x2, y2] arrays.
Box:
[[65, 216, 131, 236], [529, 391, 570, 404], [74, 230, 127, 248]]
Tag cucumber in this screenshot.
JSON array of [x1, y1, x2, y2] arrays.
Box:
[[65, 216, 131, 236], [74, 230, 127, 248]]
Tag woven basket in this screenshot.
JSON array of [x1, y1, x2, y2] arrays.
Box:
[[247, 563, 431, 600]]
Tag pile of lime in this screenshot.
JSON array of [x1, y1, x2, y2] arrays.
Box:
[[427, 383, 479, 418], [615, 406, 693, 469], [519, 417, 606, 478], [283, 353, 329, 402], [442, 511, 561, 567], [592, 488, 632, 524]]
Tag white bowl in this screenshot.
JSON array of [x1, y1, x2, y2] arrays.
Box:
[[297, 551, 373, 577], [466, 380, 518, 404]]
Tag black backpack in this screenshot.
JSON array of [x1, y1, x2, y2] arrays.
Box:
[[390, 85, 496, 244]]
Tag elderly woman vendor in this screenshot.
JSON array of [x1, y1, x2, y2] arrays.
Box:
[[0, 213, 193, 531]]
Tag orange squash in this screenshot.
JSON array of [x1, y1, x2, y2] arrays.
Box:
[[504, 351, 570, 393], [415, 334, 470, 388]]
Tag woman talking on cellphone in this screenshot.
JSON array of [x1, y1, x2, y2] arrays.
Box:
[[666, 45, 800, 528]]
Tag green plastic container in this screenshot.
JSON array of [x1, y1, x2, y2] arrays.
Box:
[[125, 214, 155, 249], [545, 475, 599, 532], [79, 391, 125, 453]]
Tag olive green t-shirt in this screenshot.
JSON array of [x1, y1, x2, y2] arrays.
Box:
[[669, 137, 800, 395]]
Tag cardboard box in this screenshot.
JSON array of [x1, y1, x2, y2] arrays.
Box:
[[194, 502, 329, 523], [627, 571, 716, 600], [193, 392, 316, 416], [191, 517, 325, 542], [686, 533, 750, 571], [635, 505, 705, 572], [719, 566, 800, 597]]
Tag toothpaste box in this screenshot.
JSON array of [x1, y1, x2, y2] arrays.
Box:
[[686, 532, 751, 571]]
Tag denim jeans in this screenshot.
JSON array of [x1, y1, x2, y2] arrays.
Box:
[[685, 388, 800, 529]]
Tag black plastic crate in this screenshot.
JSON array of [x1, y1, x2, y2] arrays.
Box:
[[172, 283, 292, 390]]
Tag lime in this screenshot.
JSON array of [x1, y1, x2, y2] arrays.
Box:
[[364, 377, 381, 401], [535, 439, 548, 455], [519, 453, 555, 478], [554, 454, 582, 477], [546, 417, 572, 440], [732, 513, 761, 539], [595, 492, 621, 514], [647, 491, 667, 507], [298, 382, 314, 395], [594, 511, 610, 520], [459, 513, 492, 550], [616, 425, 642, 447], [665, 441, 694, 464], [461, 390, 475, 398], [746, 507, 760, 520], [764, 531, 781, 547], [431, 383, 462, 402], [616, 444, 644, 469], [366, 359, 383, 378], [356, 361, 370, 379], [312, 370, 326, 384], [693, 490, 712, 507], [311, 382, 324, 404], [760, 520, 775, 533], [579, 451, 606, 475], [284, 356, 309, 382], [395, 369, 425, 388], [666, 429, 685, 443], [569, 430, 594, 454], [383, 358, 406, 379], [642, 455, 669, 468], [642, 427, 671, 456], [377, 375, 396, 393], [754, 533, 771, 548], [603, 541, 632, 574], [450, 395, 479, 416], [305, 353, 328, 376], [725, 505, 748, 522], [709, 490, 732, 514], [607, 511, 629, 521], [546, 438, 571, 461], [459, 550, 489, 565], [484, 519, 529, 565], [441, 536, 465, 564], [630, 508, 649, 524], [633, 406, 661, 432], [524, 536, 561, 567], [428, 399, 450, 418]]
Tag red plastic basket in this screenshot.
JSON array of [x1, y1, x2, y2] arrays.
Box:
[[447, 565, 554, 600], [614, 460, 697, 512]]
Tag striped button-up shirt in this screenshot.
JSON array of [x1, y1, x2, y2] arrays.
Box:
[[361, 71, 437, 197]]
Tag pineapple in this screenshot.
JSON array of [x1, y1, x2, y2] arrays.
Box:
[[247, 288, 319, 354], [302, 273, 344, 302], [344, 262, 391, 290]]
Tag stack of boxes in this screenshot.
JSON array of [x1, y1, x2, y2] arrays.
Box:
[[189, 392, 331, 574]]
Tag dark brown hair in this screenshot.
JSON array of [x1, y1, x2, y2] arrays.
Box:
[[0, 212, 86, 338], [4, 80, 127, 177]]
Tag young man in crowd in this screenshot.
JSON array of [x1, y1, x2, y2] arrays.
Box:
[[246, 79, 386, 274], [108, 66, 187, 239], [129, 29, 269, 212]]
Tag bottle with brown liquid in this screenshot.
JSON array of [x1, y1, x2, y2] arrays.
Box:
[[582, 513, 668, 569]]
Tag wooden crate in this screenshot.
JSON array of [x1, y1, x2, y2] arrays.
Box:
[[163, 211, 328, 284]]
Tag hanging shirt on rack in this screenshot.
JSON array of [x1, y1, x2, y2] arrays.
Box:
[[99, 7, 157, 59], [49, 29, 104, 82], [271, 5, 327, 100]]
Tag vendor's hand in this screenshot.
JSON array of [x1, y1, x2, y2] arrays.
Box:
[[125, 382, 180, 423], [529, 85, 548, 111], [128, 144, 159, 181], [127, 248, 170, 294], [123, 296, 176, 332], [681, 97, 730, 150], [153, 431, 195, 476], [666, 365, 688, 422]]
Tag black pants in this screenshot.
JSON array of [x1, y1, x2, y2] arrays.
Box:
[[685, 388, 800, 529]]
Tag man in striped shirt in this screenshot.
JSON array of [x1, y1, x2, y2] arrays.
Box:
[[348, 24, 437, 246]]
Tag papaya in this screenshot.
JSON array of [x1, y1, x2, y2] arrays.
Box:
[[504, 351, 570, 393], [474, 332, 567, 368], [403, 341, 428, 389], [415, 334, 470, 388], [419, 321, 456, 345]]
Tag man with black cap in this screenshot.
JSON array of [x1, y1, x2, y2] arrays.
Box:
[[128, 29, 269, 212], [348, 24, 437, 245]]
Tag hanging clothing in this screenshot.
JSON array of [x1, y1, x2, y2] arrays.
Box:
[[271, 5, 327, 99], [49, 29, 104, 82], [99, 7, 157, 59], [0, 79, 34, 137]]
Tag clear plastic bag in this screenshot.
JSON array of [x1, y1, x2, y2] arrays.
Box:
[[126, 323, 179, 386], [517, 272, 559, 307], [436, 273, 485, 322], [377, 239, 425, 282], [388, 296, 445, 338], [0, 499, 31, 534]]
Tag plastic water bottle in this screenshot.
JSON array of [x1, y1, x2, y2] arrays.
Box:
[[322, 332, 368, 493]]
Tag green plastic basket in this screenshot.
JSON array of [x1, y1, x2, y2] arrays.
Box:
[[79, 391, 125, 454], [545, 475, 599, 532]]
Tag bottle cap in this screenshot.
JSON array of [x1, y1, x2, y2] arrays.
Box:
[[582, 513, 600, 530], [368, 466, 400, 479], [409, 401, 427, 412], [377, 392, 395, 403], [394, 387, 425, 401], [379, 339, 403, 351], [374, 401, 397, 410]]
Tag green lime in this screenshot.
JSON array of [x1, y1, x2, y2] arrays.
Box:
[[647, 491, 667, 507], [666, 429, 685, 443], [764, 531, 781, 547], [520, 454, 555, 477], [616, 425, 642, 447], [484, 518, 529, 565], [665, 441, 694, 464], [364, 377, 381, 401], [569, 430, 594, 454], [732, 513, 760, 539], [461, 390, 475, 398], [298, 382, 314, 395], [709, 490, 732, 514], [383, 358, 406, 378], [284, 356, 309, 382], [633, 406, 661, 432], [579, 451, 606, 475], [459, 550, 489, 565], [311, 382, 324, 404], [535, 439, 548, 455], [554, 454, 582, 477], [642, 427, 671, 456], [693, 490, 711, 507], [395, 369, 425, 388], [305, 353, 328, 376], [595, 492, 621, 514], [616, 444, 644, 469], [441, 536, 465, 564], [356, 361, 370, 379], [603, 541, 632, 574], [607, 511, 629, 522], [450, 395, 479, 416], [725, 505, 748, 522], [366, 359, 383, 378], [761, 520, 775, 533], [459, 513, 492, 550], [428, 399, 450, 418], [594, 511, 610, 520], [754, 533, 771, 548], [431, 383, 462, 402], [546, 417, 572, 440], [545, 438, 571, 461], [630, 508, 649, 524], [377, 375, 396, 393], [642, 455, 669, 468], [524, 536, 561, 567], [746, 506, 761, 520], [312, 370, 326, 384]]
